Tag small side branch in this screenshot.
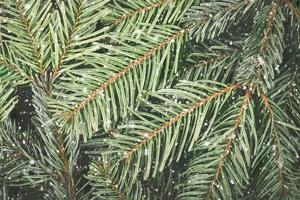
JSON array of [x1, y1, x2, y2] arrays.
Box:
[[112, 0, 170, 25], [51, 0, 85, 82], [260, 93, 287, 196], [55, 128, 77, 200], [205, 89, 252, 199], [0, 58, 33, 81], [261, 1, 279, 54], [95, 162, 126, 200], [15, 0, 45, 76]]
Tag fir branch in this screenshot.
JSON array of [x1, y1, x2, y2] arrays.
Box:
[[205, 88, 252, 199], [183, 0, 252, 41], [1, 0, 299, 198], [0, 58, 33, 81], [0, 85, 16, 122], [15, 0, 45, 76], [123, 84, 241, 161], [86, 162, 126, 199], [0, 121, 58, 187], [260, 92, 287, 196], [4, 149, 61, 182], [261, 1, 279, 54], [237, 1, 286, 93], [32, 86, 79, 199], [112, 0, 170, 25], [61, 27, 189, 122], [51, 0, 85, 82], [95, 162, 125, 200], [55, 128, 77, 200]]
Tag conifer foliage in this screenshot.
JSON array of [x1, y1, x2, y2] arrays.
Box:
[[0, 0, 300, 199]]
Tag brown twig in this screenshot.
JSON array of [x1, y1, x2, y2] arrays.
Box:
[[9, 150, 23, 159]]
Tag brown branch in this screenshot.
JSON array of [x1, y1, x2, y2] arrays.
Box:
[[55, 128, 77, 200], [260, 93, 272, 113], [61, 27, 189, 122], [51, 0, 85, 82], [15, 0, 45, 76], [261, 1, 279, 54], [112, 0, 170, 25], [206, 88, 252, 199], [123, 84, 241, 162], [95, 162, 125, 200], [260, 92, 287, 196]]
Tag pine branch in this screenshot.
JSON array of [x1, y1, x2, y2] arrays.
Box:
[[49, 0, 110, 84], [0, 58, 33, 81], [206, 89, 252, 199], [55, 128, 77, 200], [112, 0, 170, 25], [260, 92, 287, 196], [87, 162, 125, 200], [261, 1, 279, 54], [237, 1, 286, 93], [15, 0, 45, 76], [32, 86, 79, 199], [123, 84, 241, 161], [183, 0, 254, 41], [51, 0, 85, 82], [61, 27, 188, 123]]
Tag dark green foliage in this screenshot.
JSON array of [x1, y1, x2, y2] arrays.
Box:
[[0, 0, 300, 199]]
